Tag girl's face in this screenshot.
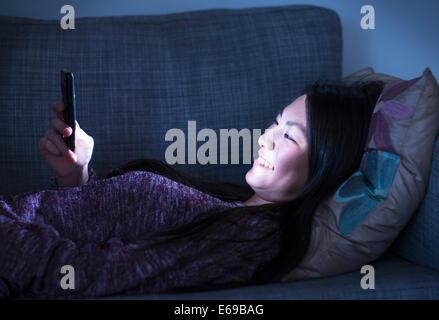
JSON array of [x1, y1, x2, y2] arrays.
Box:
[[245, 94, 309, 204]]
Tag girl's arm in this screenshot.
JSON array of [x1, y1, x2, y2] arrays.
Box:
[[49, 166, 98, 188], [0, 201, 279, 299]]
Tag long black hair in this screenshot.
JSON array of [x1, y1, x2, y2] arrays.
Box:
[[105, 79, 385, 293]]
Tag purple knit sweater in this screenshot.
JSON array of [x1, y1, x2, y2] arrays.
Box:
[[0, 167, 280, 299]]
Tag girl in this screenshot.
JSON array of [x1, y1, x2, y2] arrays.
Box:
[[0, 80, 384, 299]]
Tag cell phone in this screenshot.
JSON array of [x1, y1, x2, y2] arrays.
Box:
[[60, 70, 76, 151]]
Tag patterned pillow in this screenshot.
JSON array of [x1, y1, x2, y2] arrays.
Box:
[[390, 136, 439, 273], [281, 67, 439, 281]]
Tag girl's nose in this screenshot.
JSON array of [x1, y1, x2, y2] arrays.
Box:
[[259, 129, 275, 150]]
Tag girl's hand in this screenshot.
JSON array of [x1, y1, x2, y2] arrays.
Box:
[[38, 101, 94, 184]]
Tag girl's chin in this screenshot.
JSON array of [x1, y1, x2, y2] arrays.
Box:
[[246, 167, 274, 185]]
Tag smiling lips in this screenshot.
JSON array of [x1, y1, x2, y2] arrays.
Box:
[[255, 156, 274, 170]]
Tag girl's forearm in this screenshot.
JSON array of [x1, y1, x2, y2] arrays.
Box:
[[55, 165, 89, 187]]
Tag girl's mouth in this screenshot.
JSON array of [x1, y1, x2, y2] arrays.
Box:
[[254, 157, 274, 170]]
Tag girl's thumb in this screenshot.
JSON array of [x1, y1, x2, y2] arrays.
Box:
[[68, 149, 77, 163]]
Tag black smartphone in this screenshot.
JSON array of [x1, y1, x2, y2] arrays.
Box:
[[60, 70, 76, 151]]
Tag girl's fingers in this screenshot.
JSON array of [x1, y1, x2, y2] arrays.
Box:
[[45, 139, 61, 155], [52, 101, 65, 121], [47, 129, 69, 156], [51, 117, 71, 136]]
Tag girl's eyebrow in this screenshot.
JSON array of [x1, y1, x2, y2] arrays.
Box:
[[285, 121, 306, 137], [276, 110, 306, 137]]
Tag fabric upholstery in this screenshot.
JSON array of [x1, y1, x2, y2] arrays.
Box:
[[98, 253, 439, 300], [0, 5, 342, 196]]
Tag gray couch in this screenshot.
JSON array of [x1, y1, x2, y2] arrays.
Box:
[[1, 4, 439, 299]]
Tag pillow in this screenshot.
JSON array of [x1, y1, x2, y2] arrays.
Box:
[[389, 112, 439, 271], [281, 67, 439, 282]]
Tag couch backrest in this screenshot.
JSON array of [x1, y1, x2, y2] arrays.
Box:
[[0, 5, 342, 195]]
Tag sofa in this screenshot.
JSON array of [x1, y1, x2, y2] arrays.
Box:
[[1, 4, 439, 299]]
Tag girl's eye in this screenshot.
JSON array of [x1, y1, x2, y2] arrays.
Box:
[[284, 133, 295, 142], [274, 119, 295, 142]]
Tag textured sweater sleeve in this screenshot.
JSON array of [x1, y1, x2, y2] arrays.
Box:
[[0, 171, 279, 299]]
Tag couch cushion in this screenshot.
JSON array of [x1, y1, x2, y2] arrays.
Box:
[[97, 253, 439, 299], [0, 5, 342, 195]]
